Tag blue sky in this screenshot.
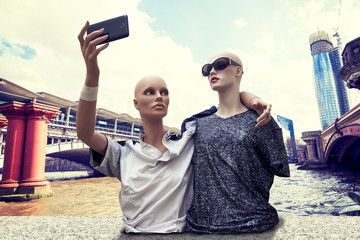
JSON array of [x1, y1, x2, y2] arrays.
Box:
[[138, 0, 292, 62], [0, 0, 360, 140], [1, 41, 36, 59]]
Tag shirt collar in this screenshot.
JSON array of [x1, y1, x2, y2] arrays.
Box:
[[139, 130, 178, 143], [138, 131, 173, 160]]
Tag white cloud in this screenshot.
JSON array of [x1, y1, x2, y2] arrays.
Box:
[[255, 32, 276, 55], [0, 0, 216, 130], [233, 17, 248, 29], [339, 0, 360, 44], [286, 0, 325, 22]]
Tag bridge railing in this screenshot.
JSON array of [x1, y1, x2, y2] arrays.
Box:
[[0, 120, 141, 160], [48, 119, 141, 138], [46, 141, 87, 154], [49, 119, 76, 128]]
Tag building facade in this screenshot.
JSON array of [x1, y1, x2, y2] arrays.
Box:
[[309, 30, 350, 129], [338, 36, 360, 90]]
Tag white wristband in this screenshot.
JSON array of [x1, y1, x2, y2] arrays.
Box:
[[80, 85, 98, 101]]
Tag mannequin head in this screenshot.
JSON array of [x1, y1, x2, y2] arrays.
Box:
[[133, 74, 169, 120], [203, 51, 243, 92]]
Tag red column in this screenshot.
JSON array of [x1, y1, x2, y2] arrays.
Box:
[[0, 116, 8, 175], [19, 103, 60, 187], [0, 116, 8, 142], [0, 102, 26, 189]]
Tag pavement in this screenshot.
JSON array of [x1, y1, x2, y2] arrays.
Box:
[[1, 215, 360, 240]]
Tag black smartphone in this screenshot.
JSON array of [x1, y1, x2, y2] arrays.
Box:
[[87, 15, 129, 44]]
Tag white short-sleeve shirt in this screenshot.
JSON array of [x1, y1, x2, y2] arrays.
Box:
[[90, 121, 196, 233]]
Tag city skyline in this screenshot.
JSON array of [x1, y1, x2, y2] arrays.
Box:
[[1, 0, 360, 140], [310, 30, 350, 130]]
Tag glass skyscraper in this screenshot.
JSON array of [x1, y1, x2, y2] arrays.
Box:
[[309, 30, 350, 130]]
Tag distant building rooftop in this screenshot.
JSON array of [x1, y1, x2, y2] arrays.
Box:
[[338, 36, 360, 90], [0, 78, 179, 134]]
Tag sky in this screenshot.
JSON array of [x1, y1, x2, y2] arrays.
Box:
[[1, 0, 360, 142]]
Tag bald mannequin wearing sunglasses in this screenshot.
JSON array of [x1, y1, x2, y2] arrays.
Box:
[[76, 23, 274, 233], [186, 51, 290, 234]]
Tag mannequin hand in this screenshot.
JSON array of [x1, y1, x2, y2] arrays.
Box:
[[78, 21, 109, 83], [251, 98, 272, 127]]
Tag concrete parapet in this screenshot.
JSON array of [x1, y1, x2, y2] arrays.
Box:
[[1, 216, 360, 239]]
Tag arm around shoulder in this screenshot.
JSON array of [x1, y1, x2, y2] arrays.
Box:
[[240, 91, 272, 127]]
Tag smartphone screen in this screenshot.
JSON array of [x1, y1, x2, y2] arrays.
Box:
[[87, 15, 129, 44]]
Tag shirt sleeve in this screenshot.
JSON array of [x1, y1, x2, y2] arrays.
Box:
[[89, 136, 123, 179], [255, 118, 290, 177]]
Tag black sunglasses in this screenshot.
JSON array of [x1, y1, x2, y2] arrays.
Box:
[[202, 57, 242, 77]]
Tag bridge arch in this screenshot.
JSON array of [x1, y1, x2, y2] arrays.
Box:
[[324, 124, 360, 170]]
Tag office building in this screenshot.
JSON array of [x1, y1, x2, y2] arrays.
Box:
[[309, 30, 350, 129]]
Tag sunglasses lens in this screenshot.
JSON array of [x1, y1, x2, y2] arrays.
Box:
[[201, 58, 231, 77], [213, 58, 229, 71], [202, 64, 212, 76]]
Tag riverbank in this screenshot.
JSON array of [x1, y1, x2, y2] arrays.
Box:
[[0, 177, 122, 216], [2, 164, 360, 215]]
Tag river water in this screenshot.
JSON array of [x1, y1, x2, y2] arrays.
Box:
[[1, 164, 360, 216], [270, 164, 360, 216]]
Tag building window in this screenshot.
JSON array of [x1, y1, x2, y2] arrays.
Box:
[[352, 47, 359, 55]]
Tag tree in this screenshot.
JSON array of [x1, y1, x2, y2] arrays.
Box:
[[285, 137, 304, 162]]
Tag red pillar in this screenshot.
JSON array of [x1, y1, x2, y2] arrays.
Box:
[[19, 103, 60, 188], [0, 116, 8, 176], [0, 102, 26, 191], [0, 116, 8, 142]]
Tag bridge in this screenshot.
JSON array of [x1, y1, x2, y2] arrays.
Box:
[[298, 103, 360, 170], [298, 36, 360, 170]]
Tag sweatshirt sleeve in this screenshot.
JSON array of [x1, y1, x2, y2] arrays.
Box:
[[89, 136, 123, 179], [255, 118, 290, 177]]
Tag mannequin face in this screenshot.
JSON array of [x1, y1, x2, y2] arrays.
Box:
[[133, 75, 169, 120], [206, 51, 243, 92]]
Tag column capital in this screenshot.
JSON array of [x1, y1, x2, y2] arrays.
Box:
[[24, 103, 61, 121], [302, 138, 317, 144], [0, 102, 26, 118], [0, 116, 8, 128]]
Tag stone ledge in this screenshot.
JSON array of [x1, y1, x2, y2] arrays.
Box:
[[0, 191, 53, 202], [1, 215, 360, 240], [0, 184, 53, 202]]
